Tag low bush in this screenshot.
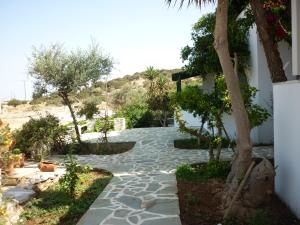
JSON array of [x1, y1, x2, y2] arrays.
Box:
[[7, 98, 27, 107], [14, 114, 68, 160], [59, 155, 91, 197], [117, 104, 156, 128], [64, 142, 135, 155], [94, 117, 114, 132], [176, 161, 231, 181], [78, 101, 99, 120], [174, 137, 233, 149]]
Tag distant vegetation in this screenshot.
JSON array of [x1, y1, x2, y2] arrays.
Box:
[[30, 68, 202, 109], [7, 98, 27, 107]]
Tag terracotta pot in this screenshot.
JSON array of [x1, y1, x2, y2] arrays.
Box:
[[5, 162, 15, 176], [38, 162, 57, 172], [0, 159, 4, 168]]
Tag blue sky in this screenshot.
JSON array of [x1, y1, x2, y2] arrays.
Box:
[[0, 0, 215, 101]]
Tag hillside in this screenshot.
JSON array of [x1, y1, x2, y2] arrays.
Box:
[[0, 68, 202, 130], [29, 68, 200, 109]]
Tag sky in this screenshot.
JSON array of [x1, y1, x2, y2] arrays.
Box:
[[0, 0, 215, 101]]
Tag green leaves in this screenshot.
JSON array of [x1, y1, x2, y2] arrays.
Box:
[[59, 155, 90, 197], [174, 75, 270, 130], [14, 114, 67, 159], [181, 10, 251, 77], [29, 43, 113, 96]]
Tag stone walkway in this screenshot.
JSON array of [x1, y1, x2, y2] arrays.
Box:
[[53, 127, 273, 225]]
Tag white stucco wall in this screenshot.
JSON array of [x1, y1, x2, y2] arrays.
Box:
[[274, 81, 300, 219], [246, 25, 294, 144]]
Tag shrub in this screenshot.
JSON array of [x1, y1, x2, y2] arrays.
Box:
[[176, 161, 231, 181], [7, 98, 27, 107], [59, 155, 91, 197], [117, 103, 155, 128], [78, 101, 99, 120], [176, 164, 196, 181], [14, 114, 67, 160], [94, 117, 113, 132]]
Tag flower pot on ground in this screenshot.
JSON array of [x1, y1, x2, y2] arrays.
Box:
[[5, 161, 15, 176], [38, 162, 57, 172]]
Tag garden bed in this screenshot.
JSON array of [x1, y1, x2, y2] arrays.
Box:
[[19, 170, 112, 225], [64, 142, 135, 155], [174, 138, 231, 150], [176, 163, 300, 225]]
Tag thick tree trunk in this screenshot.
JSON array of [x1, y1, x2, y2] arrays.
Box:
[[213, 1, 275, 219], [214, 0, 252, 179], [250, 0, 287, 83], [61, 94, 82, 144]]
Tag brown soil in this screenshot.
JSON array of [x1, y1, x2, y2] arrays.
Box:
[[178, 179, 300, 225]]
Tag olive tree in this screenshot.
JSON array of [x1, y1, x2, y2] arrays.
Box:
[[29, 43, 113, 143]]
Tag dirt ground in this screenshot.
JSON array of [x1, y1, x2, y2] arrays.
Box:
[[0, 103, 73, 130], [177, 179, 300, 225]]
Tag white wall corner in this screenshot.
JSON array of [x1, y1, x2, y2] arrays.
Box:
[[292, 0, 300, 75]]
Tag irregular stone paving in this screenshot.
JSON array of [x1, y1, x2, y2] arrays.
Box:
[[52, 127, 273, 225]]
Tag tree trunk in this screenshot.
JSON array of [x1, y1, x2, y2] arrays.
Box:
[[250, 0, 287, 83], [198, 118, 206, 146], [61, 93, 82, 144], [215, 118, 223, 162], [214, 0, 252, 201]]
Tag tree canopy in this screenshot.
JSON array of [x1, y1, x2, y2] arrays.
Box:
[[29, 43, 113, 96], [181, 8, 253, 77]]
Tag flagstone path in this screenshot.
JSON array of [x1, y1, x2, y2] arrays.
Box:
[[53, 127, 273, 225]]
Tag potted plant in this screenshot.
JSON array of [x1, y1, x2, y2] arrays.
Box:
[[0, 120, 16, 176]]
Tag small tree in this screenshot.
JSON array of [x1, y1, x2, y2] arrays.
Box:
[[29, 43, 113, 143], [145, 67, 174, 127], [173, 76, 269, 162]]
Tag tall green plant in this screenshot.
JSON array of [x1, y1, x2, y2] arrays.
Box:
[[145, 67, 174, 127]]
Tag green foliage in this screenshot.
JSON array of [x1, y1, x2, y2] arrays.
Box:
[[181, 11, 251, 76], [29, 43, 113, 96], [20, 170, 112, 225], [248, 210, 272, 225], [65, 142, 135, 155], [14, 114, 67, 160], [174, 76, 270, 130], [78, 101, 99, 120], [29, 43, 113, 142], [117, 104, 154, 128], [7, 98, 27, 107], [12, 148, 21, 154], [174, 137, 232, 150], [176, 161, 231, 181], [94, 117, 113, 132], [116, 90, 156, 128], [145, 66, 174, 126], [59, 155, 91, 197]]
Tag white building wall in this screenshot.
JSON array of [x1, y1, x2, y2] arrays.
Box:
[[274, 81, 300, 219]]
